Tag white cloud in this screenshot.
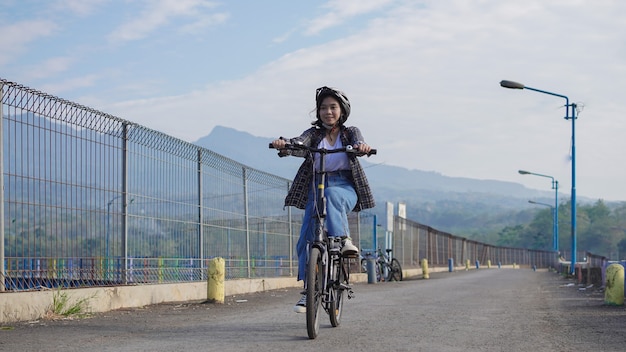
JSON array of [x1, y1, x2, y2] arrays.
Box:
[[0, 20, 58, 66], [5, 0, 626, 200], [107, 0, 225, 42], [304, 0, 394, 35], [180, 12, 229, 34], [39, 74, 100, 95], [102, 0, 626, 200], [24, 56, 76, 80], [53, 0, 108, 16]]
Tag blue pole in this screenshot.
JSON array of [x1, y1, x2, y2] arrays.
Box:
[[527, 92, 575, 275], [500, 80, 576, 275], [373, 215, 377, 251], [367, 259, 376, 284], [570, 103, 577, 275], [554, 180, 559, 252], [528, 199, 554, 250]]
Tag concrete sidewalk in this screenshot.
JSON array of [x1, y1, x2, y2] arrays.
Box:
[[1, 265, 446, 323], [1, 268, 622, 352]]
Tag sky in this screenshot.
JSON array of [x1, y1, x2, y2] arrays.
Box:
[[2, 0, 626, 201]]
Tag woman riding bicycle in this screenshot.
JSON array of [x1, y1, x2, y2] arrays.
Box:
[[271, 86, 375, 313]]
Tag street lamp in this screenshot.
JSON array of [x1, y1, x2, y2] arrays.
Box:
[[105, 195, 133, 281], [106, 195, 122, 260], [502, 80, 577, 275], [527, 200, 556, 250], [519, 170, 559, 252]]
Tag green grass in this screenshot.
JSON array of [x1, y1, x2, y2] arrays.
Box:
[[49, 289, 95, 319]]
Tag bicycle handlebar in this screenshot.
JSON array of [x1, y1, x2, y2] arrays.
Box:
[[268, 141, 377, 157]]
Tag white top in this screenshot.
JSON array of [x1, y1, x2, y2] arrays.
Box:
[[314, 137, 350, 172]]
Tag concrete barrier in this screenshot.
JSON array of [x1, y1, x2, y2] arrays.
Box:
[[421, 258, 429, 279], [604, 263, 624, 306], [207, 257, 225, 303]]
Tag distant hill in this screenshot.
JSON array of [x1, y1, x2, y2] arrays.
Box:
[[194, 126, 541, 196], [192, 126, 566, 237]]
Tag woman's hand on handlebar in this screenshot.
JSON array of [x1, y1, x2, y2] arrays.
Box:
[[271, 138, 287, 150], [354, 142, 372, 155]]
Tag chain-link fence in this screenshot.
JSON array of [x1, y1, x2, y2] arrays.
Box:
[[391, 216, 556, 268], [0, 79, 380, 292], [0, 79, 605, 293]]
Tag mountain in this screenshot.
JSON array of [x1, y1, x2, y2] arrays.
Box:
[[195, 126, 539, 195], [193, 126, 565, 237], [193, 125, 302, 180]]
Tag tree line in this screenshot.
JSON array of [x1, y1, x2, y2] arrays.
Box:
[[495, 200, 626, 259]]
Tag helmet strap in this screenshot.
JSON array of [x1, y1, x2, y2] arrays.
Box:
[[322, 122, 335, 130]]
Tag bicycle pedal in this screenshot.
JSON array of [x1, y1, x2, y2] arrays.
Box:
[[338, 283, 352, 291], [347, 289, 355, 299]]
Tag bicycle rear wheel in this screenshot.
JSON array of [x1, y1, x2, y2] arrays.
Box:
[[306, 247, 323, 339], [360, 258, 368, 273], [329, 257, 347, 327], [387, 258, 403, 282]]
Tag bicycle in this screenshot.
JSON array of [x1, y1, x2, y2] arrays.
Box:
[[361, 247, 403, 282], [270, 140, 375, 339]]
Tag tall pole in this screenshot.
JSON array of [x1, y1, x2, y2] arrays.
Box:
[[570, 103, 577, 274], [553, 181, 559, 252], [518, 170, 559, 251], [106, 195, 121, 281], [106, 200, 113, 259], [373, 215, 378, 251], [528, 200, 554, 250], [502, 80, 577, 275], [0, 84, 4, 292], [121, 123, 129, 284]]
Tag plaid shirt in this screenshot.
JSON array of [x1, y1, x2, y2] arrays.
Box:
[[280, 125, 375, 211]]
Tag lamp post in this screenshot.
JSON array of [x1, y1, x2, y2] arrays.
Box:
[[105, 195, 122, 281], [527, 200, 556, 250], [519, 170, 559, 252], [502, 80, 577, 275], [106, 195, 122, 260], [105, 195, 133, 281]]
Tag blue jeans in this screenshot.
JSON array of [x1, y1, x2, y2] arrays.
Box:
[[296, 171, 357, 281]]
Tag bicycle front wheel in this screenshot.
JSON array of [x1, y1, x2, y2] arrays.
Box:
[[306, 247, 323, 339]]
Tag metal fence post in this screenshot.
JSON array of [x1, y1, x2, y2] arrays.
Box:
[[122, 123, 129, 284], [197, 149, 204, 279], [287, 180, 293, 277], [243, 167, 251, 278], [0, 83, 4, 292]]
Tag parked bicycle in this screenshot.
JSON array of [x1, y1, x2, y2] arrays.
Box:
[[361, 247, 403, 282], [270, 140, 375, 339]]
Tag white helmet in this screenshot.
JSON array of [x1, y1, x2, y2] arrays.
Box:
[[315, 86, 351, 125]]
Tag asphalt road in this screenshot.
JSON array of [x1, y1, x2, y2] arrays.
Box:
[[1, 269, 624, 352]]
